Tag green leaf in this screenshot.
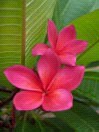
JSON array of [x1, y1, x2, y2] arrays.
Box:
[[74, 71, 99, 105], [15, 112, 44, 132], [53, 0, 99, 30], [44, 118, 74, 132], [0, 0, 56, 87], [87, 61, 99, 69], [15, 112, 59, 132], [70, 10, 99, 66], [15, 120, 41, 132], [55, 101, 99, 131], [91, 0, 99, 11], [86, 66, 99, 73]]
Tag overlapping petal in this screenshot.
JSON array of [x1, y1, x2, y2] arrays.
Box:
[[31, 20, 88, 66], [56, 25, 76, 50], [13, 91, 43, 110], [32, 43, 49, 56], [65, 40, 88, 55], [48, 20, 58, 48], [4, 65, 42, 92], [58, 53, 76, 66], [37, 50, 60, 89], [42, 89, 73, 111], [48, 66, 85, 92]]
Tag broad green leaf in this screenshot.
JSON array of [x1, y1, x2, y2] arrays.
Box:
[[74, 71, 99, 105], [70, 10, 99, 66], [0, 0, 56, 87], [55, 101, 99, 131], [53, 0, 99, 30]]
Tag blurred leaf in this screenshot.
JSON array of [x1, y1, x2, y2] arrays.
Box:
[[15, 120, 41, 132], [15, 112, 44, 132], [0, 86, 11, 100], [55, 101, 99, 131], [86, 66, 99, 72], [86, 61, 99, 72], [0, 0, 56, 87], [75, 71, 99, 105], [70, 10, 99, 66], [87, 61, 99, 68], [15, 113, 60, 132], [91, 0, 99, 11], [0, 92, 9, 100], [44, 118, 74, 132], [53, 0, 99, 30], [0, 128, 7, 131]]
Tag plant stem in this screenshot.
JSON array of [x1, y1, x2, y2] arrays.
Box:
[[0, 89, 18, 108], [11, 105, 16, 127], [31, 111, 45, 132], [22, 112, 28, 132], [0, 87, 12, 93]]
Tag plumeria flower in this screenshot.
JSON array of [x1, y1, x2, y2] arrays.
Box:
[[32, 20, 87, 66], [4, 50, 85, 112]]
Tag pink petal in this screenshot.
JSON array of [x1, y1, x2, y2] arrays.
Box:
[[59, 53, 76, 66], [37, 49, 60, 90], [48, 20, 58, 48], [4, 65, 42, 92], [13, 91, 44, 110], [42, 89, 73, 112], [48, 66, 85, 92], [66, 40, 88, 55], [32, 43, 49, 56], [56, 25, 76, 50]]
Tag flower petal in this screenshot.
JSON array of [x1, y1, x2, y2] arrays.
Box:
[[37, 49, 60, 90], [13, 91, 43, 110], [66, 40, 88, 55], [4, 65, 42, 91], [42, 89, 73, 112], [32, 43, 49, 56], [56, 25, 76, 50], [49, 66, 85, 92], [59, 53, 76, 66], [48, 20, 58, 48]]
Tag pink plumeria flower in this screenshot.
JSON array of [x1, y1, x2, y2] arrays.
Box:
[[4, 50, 85, 112], [32, 20, 87, 66]]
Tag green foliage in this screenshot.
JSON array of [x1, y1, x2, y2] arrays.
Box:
[[0, 0, 99, 131], [52, 0, 99, 66], [45, 118, 74, 132], [55, 101, 99, 131], [72, 10, 99, 66], [75, 71, 99, 105], [52, 0, 99, 105], [15, 120, 41, 132], [14, 111, 74, 132], [53, 0, 99, 30], [0, 0, 56, 87]]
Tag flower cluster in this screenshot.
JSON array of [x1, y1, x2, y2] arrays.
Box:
[[4, 20, 87, 112]]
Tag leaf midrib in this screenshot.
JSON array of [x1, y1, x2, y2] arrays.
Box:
[[21, 0, 26, 65]]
